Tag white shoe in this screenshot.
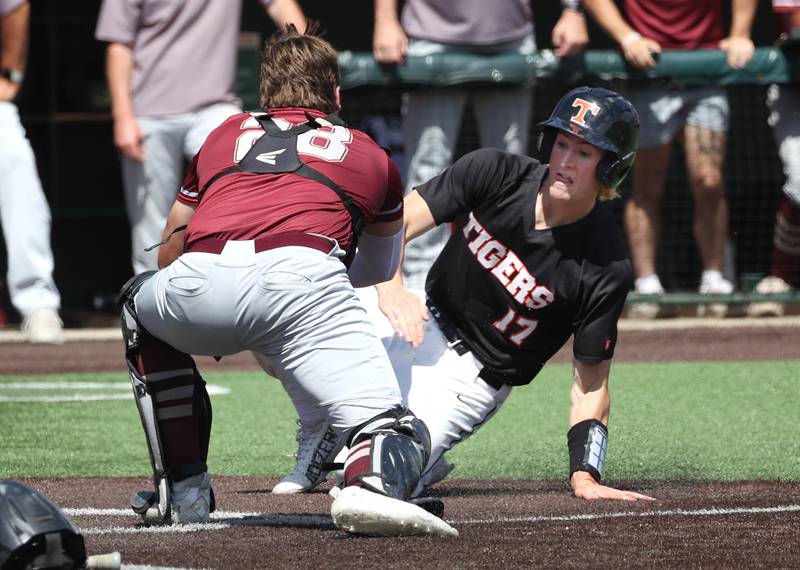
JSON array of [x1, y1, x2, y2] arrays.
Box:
[[330, 486, 458, 538], [171, 473, 212, 524], [22, 308, 64, 344], [748, 276, 792, 317], [699, 278, 734, 295], [272, 420, 342, 494], [697, 278, 734, 318], [628, 276, 666, 320]]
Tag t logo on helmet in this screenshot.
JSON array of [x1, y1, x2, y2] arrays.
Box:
[[570, 98, 601, 127]]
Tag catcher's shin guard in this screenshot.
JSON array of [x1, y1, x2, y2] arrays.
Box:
[[119, 272, 212, 524], [342, 407, 431, 501]]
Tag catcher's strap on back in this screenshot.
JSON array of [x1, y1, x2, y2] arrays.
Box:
[[199, 112, 365, 266]]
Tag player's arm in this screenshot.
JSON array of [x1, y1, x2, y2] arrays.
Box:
[[105, 41, 144, 161], [719, 0, 756, 69], [263, 0, 306, 31], [568, 359, 655, 501], [0, 0, 28, 102], [373, 0, 407, 64], [552, 1, 589, 58], [582, 0, 661, 69], [373, 189, 436, 346], [347, 218, 403, 288], [157, 200, 196, 269]]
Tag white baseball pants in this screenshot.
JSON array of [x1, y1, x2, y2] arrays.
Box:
[[0, 102, 61, 316], [355, 287, 512, 491]]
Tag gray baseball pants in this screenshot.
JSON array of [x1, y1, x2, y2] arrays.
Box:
[[134, 241, 403, 433]]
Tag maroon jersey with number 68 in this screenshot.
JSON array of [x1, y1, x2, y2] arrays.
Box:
[[177, 107, 404, 253]]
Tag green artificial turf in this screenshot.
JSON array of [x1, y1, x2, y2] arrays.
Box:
[[1, 360, 797, 480]]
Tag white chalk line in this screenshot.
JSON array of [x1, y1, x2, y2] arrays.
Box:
[[67, 504, 800, 535], [0, 383, 229, 403], [460, 503, 800, 524]]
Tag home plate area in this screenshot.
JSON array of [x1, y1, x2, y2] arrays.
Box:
[[20, 477, 800, 569]]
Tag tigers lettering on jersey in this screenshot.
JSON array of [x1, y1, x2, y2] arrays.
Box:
[[462, 212, 555, 310], [570, 98, 601, 127]]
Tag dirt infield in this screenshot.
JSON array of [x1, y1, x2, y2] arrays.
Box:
[[19, 477, 800, 569], [4, 322, 800, 569]]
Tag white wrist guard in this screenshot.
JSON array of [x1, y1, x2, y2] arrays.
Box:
[[347, 227, 403, 287]]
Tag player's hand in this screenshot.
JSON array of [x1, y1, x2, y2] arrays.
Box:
[[0, 77, 20, 102], [373, 19, 408, 64], [114, 114, 145, 162], [720, 36, 754, 69], [552, 10, 588, 58], [621, 35, 662, 70], [376, 283, 428, 348], [570, 471, 656, 501]]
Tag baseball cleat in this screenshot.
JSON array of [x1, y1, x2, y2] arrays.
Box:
[[272, 421, 343, 494], [130, 478, 172, 526], [330, 486, 458, 538], [22, 308, 64, 345], [409, 497, 445, 519], [171, 472, 213, 524]]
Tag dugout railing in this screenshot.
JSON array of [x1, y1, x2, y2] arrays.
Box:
[[284, 48, 797, 315]]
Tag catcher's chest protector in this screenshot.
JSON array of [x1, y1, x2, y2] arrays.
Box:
[[202, 112, 365, 264]]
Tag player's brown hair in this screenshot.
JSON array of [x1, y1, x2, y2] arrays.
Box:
[[259, 21, 340, 114]]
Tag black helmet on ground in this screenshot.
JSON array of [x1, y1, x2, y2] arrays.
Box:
[[0, 480, 86, 570]]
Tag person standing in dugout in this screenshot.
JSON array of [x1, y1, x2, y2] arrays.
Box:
[[117, 23, 457, 538], [277, 87, 657, 503]]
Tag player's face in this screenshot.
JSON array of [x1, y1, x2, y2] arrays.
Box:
[[547, 131, 604, 202]]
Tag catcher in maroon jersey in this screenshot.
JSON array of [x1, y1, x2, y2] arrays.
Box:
[[117, 22, 456, 537]]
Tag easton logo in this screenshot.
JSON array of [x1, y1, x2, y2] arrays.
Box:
[[570, 98, 601, 126], [255, 148, 287, 165]]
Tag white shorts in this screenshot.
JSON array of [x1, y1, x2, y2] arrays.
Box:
[[628, 85, 729, 148]]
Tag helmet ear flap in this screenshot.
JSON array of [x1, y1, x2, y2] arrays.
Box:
[[596, 153, 632, 189], [537, 128, 557, 163], [596, 153, 617, 187]]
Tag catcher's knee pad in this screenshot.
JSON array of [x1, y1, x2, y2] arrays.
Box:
[[119, 273, 212, 494], [342, 407, 431, 501]]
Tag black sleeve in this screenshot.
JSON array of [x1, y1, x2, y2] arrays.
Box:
[[572, 259, 632, 362], [416, 148, 516, 225]]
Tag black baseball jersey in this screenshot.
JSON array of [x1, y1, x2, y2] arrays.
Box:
[[419, 148, 633, 386]]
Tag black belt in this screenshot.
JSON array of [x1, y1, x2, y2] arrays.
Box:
[[426, 300, 507, 391]]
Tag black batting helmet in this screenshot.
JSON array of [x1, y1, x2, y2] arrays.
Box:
[[537, 86, 640, 190], [0, 480, 86, 570]]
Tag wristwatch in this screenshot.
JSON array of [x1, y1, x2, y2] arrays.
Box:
[[0, 69, 24, 83]]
